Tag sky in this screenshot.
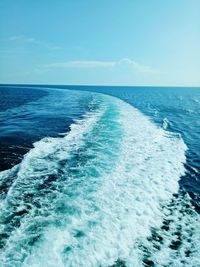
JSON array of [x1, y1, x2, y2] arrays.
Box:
[[0, 0, 199, 86]]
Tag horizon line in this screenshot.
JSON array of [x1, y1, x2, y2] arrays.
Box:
[[0, 83, 200, 88]]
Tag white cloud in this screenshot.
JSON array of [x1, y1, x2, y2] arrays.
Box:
[[9, 35, 60, 50], [117, 58, 158, 74], [42, 58, 158, 74], [9, 35, 23, 41], [43, 60, 115, 68]]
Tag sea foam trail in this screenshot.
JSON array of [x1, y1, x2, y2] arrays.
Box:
[[0, 92, 198, 267]]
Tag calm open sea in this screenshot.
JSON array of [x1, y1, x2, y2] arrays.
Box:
[[0, 85, 199, 267]]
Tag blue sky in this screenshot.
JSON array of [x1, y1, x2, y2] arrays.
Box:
[[0, 0, 199, 86]]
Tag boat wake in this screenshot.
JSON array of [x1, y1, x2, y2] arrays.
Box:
[[0, 92, 199, 267]]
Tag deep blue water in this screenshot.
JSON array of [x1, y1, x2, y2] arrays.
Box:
[[0, 84, 199, 267]]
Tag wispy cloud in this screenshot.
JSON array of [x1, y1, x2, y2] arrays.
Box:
[[116, 58, 158, 74], [42, 58, 158, 74], [9, 35, 60, 50], [43, 60, 115, 68]]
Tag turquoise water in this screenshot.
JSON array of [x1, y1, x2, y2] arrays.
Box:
[[0, 85, 199, 267]]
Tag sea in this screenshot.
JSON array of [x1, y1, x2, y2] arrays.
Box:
[[0, 84, 199, 267]]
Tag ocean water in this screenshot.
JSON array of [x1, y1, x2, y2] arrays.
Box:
[[0, 85, 199, 267]]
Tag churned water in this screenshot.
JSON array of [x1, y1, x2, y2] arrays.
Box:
[[0, 85, 199, 267]]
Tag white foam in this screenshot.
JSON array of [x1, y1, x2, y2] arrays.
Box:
[[0, 106, 105, 263], [141, 193, 200, 267], [15, 95, 192, 267], [162, 117, 170, 130]]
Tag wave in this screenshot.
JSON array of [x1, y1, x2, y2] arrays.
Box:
[[0, 92, 199, 267]]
